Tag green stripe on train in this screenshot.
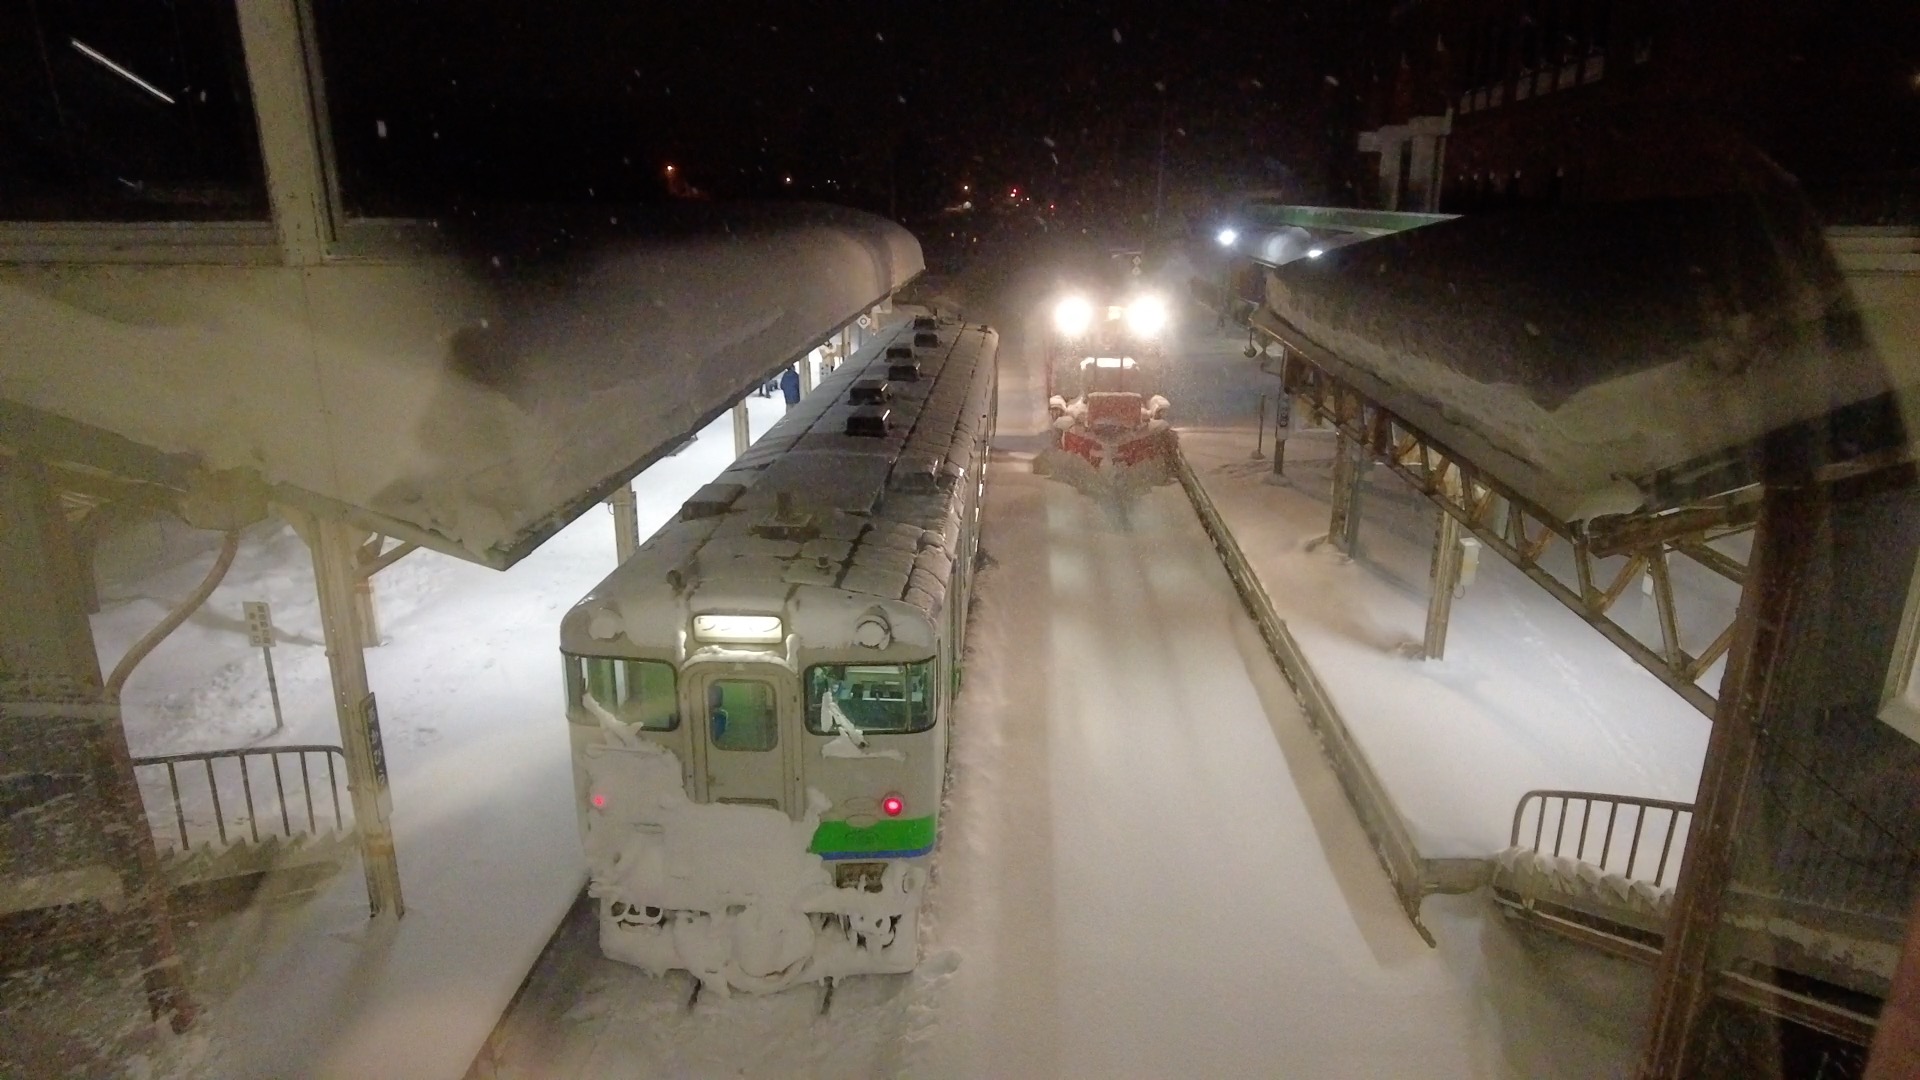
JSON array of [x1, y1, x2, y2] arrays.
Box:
[[809, 816, 936, 856]]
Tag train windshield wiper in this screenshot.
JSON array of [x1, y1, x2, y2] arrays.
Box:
[[821, 693, 869, 749]]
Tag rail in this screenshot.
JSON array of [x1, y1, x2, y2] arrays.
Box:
[[134, 745, 351, 854], [1510, 788, 1694, 891]]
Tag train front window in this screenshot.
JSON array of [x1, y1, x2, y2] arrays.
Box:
[[573, 656, 677, 731], [707, 680, 778, 752], [805, 662, 934, 735]]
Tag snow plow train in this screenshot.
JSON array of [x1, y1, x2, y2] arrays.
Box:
[[1044, 290, 1175, 475], [559, 314, 995, 993]]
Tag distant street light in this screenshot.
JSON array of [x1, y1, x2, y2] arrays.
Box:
[[1216, 228, 1238, 248]]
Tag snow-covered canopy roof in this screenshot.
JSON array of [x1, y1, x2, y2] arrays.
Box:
[[1259, 191, 1910, 522], [0, 203, 922, 567]]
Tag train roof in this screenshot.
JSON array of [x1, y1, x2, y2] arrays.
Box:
[[565, 316, 998, 655]]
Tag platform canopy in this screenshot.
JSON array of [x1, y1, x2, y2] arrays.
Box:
[[1258, 190, 1914, 522], [0, 202, 922, 568]]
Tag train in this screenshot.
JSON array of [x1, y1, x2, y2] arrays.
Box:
[[1043, 286, 1176, 475], [557, 313, 997, 992]]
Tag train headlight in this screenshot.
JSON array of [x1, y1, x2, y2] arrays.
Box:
[[1125, 294, 1169, 338], [854, 611, 893, 649], [1052, 295, 1093, 338]]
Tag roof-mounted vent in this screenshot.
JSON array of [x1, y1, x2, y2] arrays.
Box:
[[887, 358, 922, 382], [679, 481, 745, 521], [913, 331, 939, 348], [849, 378, 890, 406], [912, 315, 938, 330], [847, 405, 892, 437], [885, 344, 914, 360]]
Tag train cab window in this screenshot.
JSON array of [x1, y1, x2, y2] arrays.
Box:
[[707, 680, 778, 752], [573, 656, 678, 730], [805, 662, 934, 734]]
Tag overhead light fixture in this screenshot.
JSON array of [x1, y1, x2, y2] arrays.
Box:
[[70, 39, 174, 105]]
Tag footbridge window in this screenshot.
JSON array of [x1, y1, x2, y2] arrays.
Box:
[[0, 0, 267, 221]]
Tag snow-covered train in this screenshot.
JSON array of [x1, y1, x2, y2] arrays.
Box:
[[1043, 288, 1176, 473], [558, 314, 997, 992]]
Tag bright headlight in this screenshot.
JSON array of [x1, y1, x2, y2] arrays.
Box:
[[1125, 294, 1169, 338], [1053, 295, 1094, 337]]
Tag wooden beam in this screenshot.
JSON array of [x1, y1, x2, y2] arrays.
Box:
[[1639, 485, 1819, 1078], [1587, 499, 1763, 558]]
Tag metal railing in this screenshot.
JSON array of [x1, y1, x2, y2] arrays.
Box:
[[1510, 789, 1695, 891], [134, 745, 351, 854]]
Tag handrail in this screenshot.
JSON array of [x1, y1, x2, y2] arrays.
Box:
[[134, 744, 351, 854], [1510, 788, 1695, 890]]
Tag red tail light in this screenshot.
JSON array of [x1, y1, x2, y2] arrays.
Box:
[[882, 795, 904, 817], [591, 793, 607, 809]]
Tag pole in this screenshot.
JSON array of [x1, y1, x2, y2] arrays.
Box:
[[295, 511, 404, 918], [1637, 484, 1818, 1078], [1272, 394, 1291, 477], [0, 456, 195, 1031], [263, 646, 284, 733], [1423, 473, 1465, 659], [609, 484, 640, 563], [732, 401, 751, 458], [1253, 395, 1268, 459]]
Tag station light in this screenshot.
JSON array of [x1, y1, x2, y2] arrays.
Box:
[[1125, 293, 1169, 338], [1052, 295, 1094, 337], [691, 614, 784, 644], [882, 795, 905, 817]]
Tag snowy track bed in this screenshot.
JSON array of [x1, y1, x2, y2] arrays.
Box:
[[467, 894, 933, 1079]]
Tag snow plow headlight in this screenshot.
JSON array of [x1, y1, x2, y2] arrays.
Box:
[[834, 861, 888, 893], [1125, 294, 1169, 338], [1053, 295, 1093, 338]]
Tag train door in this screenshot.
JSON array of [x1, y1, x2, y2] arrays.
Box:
[[686, 664, 799, 815]]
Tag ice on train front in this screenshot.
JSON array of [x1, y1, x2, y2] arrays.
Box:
[[555, 314, 995, 993]]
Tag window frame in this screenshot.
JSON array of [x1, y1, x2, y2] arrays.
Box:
[[705, 677, 779, 753], [803, 660, 938, 736], [569, 653, 680, 732]]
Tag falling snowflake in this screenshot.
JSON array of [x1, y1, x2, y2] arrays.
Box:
[[1324, 75, 1340, 86], [375, 119, 387, 138], [1112, 28, 1122, 43], [1042, 136, 1056, 147]]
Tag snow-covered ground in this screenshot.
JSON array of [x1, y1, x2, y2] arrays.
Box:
[[1163, 319, 1713, 857], [79, 394, 793, 1080], [470, 268, 1656, 1079]]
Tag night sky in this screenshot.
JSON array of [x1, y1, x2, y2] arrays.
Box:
[[314, 1, 1362, 222]]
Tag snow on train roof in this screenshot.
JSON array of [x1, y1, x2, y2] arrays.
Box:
[[569, 318, 997, 651], [1261, 190, 1909, 521]]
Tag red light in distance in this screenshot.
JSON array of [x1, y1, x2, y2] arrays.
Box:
[[882, 796, 904, 817], [591, 793, 607, 809]]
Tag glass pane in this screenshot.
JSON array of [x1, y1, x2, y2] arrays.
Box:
[[805, 662, 934, 735], [577, 657, 677, 731], [708, 680, 777, 752], [0, 0, 268, 221]]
